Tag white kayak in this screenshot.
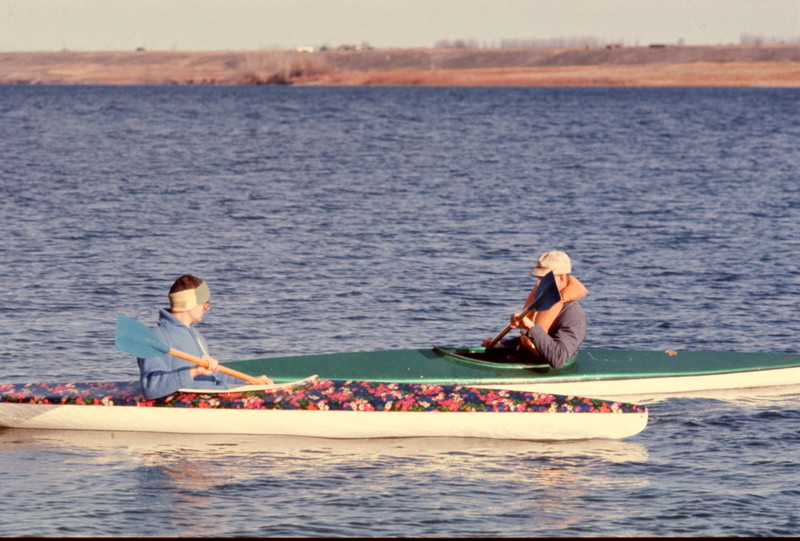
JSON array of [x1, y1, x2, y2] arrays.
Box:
[[0, 377, 648, 441]]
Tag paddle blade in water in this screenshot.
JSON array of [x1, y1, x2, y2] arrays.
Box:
[[115, 315, 170, 359], [529, 271, 561, 312]]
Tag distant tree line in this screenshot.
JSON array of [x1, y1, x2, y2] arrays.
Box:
[[434, 34, 800, 49], [740, 33, 800, 45], [499, 37, 608, 48], [434, 37, 606, 49]]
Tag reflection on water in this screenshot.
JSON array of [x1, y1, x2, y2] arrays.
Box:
[[0, 428, 650, 536], [135, 460, 222, 535], [0, 428, 648, 464]]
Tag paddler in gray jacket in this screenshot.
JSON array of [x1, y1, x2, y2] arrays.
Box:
[[483, 250, 587, 369]]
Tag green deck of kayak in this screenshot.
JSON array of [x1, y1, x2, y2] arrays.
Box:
[[227, 347, 800, 385]]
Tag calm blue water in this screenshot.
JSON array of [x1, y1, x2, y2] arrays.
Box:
[[0, 85, 798, 536]]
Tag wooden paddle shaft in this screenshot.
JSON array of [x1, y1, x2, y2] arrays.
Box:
[[168, 348, 263, 385], [487, 308, 537, 347]]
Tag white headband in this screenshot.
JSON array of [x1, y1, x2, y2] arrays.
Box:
[[169, 281, 210, 311]]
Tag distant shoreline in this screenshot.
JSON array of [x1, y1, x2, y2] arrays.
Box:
[[2, 45, 799, 86]]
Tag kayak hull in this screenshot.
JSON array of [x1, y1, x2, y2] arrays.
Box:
[[492, 364, 800, 398], [0, 404, 647, 441], [0, 378, 648, 441], [226, 347, 800, 400]]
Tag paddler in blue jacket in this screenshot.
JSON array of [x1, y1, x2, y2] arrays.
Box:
[[483, 250, 587, 369], [138, 275, 272, 399]]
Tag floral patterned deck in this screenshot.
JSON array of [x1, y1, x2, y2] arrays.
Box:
[[0, 379, 646, 414]]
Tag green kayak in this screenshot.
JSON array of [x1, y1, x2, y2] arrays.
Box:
[[227, 346, 800, 400]]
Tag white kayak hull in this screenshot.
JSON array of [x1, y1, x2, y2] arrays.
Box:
[[476, 365, 800, 401], [0, 402, 648, 441], [0, 378, 648, 441]]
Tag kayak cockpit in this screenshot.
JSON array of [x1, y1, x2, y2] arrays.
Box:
[[433, 346, 578, 374]]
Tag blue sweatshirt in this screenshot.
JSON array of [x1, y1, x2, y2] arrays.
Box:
[[137, 309, 241, 399]]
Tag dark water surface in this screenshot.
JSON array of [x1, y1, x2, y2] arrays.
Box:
[[0, 86, 798, 536]]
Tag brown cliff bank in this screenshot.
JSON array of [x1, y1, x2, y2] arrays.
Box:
[[1, 45, 799, 86]]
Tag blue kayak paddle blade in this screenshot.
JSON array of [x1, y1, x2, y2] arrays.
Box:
[[529, 271, 561, 312], [115, 315, 171, 359]]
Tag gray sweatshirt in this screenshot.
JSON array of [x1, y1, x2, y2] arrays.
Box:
[[525, 300, 587, 369]]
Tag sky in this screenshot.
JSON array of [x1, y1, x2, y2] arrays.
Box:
[[1, 0, 798, 52]]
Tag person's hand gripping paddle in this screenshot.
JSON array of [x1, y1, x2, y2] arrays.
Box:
[[485, 271, 561, 347]]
